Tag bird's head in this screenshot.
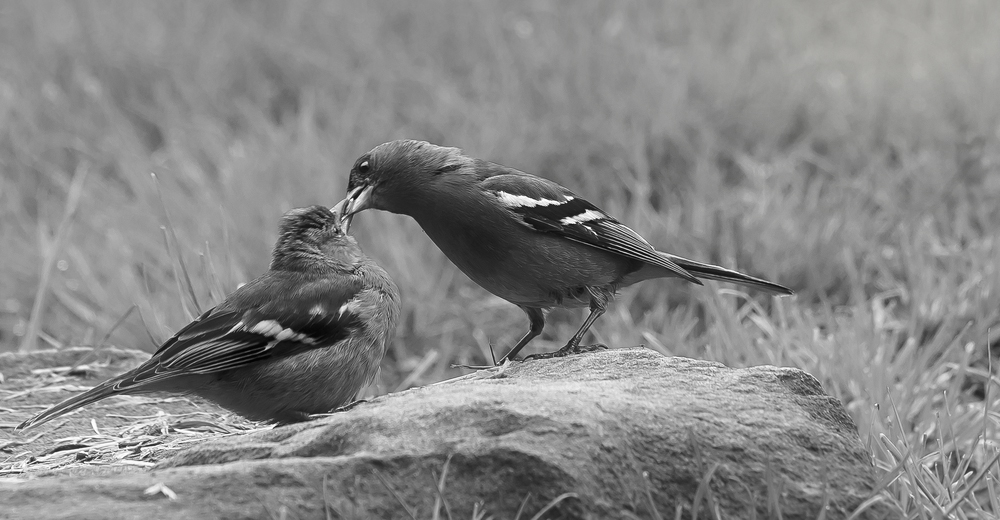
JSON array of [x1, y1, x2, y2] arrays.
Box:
[[336, 140, 472, 232], [272, 205, 363, 271]]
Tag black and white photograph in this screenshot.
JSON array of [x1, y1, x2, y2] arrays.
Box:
[[1, 1, 998, 518]]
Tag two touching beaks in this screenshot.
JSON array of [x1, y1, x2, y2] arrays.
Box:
[[332, 185, 374, 234]]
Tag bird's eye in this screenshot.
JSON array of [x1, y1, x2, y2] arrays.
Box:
[[358, 160, 370, 174]]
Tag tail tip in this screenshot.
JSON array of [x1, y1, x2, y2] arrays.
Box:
[[773, 282, 795, 296], [13, 417, 38, 432]]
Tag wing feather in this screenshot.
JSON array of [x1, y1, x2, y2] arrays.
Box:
[[480, 172, 700, 283], [114, 273, 367, 391]]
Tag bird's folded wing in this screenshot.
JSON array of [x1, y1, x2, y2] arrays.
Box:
[[481, 172, 699, 283], [117, 278, 366, 390]]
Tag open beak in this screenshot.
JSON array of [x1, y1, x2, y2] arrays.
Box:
[[333, 184, 374, 234]]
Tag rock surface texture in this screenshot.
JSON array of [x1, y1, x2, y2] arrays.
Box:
[[0, 347, 889, 519]]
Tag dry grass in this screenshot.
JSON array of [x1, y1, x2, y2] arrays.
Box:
[[1, 0, 998, 516], [0, 409, 263, 477], [0, 356, 266, 477]]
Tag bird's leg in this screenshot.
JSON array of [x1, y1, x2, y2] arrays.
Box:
[[497, 306, 545, 364], [525, 289, 610, 361]]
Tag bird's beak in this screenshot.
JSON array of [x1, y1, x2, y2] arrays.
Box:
[[335, 184, 374, 234]]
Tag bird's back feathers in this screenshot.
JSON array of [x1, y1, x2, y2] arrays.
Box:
[[465, 160, 789, 293], [479, 171, 701, 285]]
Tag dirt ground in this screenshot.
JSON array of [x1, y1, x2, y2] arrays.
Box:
[[0, 347, 264, 480]]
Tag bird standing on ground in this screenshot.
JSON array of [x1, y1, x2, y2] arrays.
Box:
[[17, 205, 400, 430], [336, 140, 791, 364]]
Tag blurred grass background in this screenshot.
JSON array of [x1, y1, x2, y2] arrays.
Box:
[[2, 0, 999, 515]]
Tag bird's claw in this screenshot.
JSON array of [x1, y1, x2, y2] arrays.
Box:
[[522, 343, 608, 361]]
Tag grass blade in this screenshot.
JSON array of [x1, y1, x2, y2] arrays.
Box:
[[20, 163, 89, 352]]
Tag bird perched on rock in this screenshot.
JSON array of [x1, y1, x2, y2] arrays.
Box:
[[336, 140, 791, 364], [17, 205, 400, 430]]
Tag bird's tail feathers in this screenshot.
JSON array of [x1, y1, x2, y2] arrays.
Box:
[[15, 378, 125, 431], [662, 253, 793, 295]]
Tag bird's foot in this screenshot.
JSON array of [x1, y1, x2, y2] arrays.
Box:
[[523, 343, 608, 361]]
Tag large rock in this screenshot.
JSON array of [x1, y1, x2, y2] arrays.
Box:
[[0, 347, 888, 519]]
